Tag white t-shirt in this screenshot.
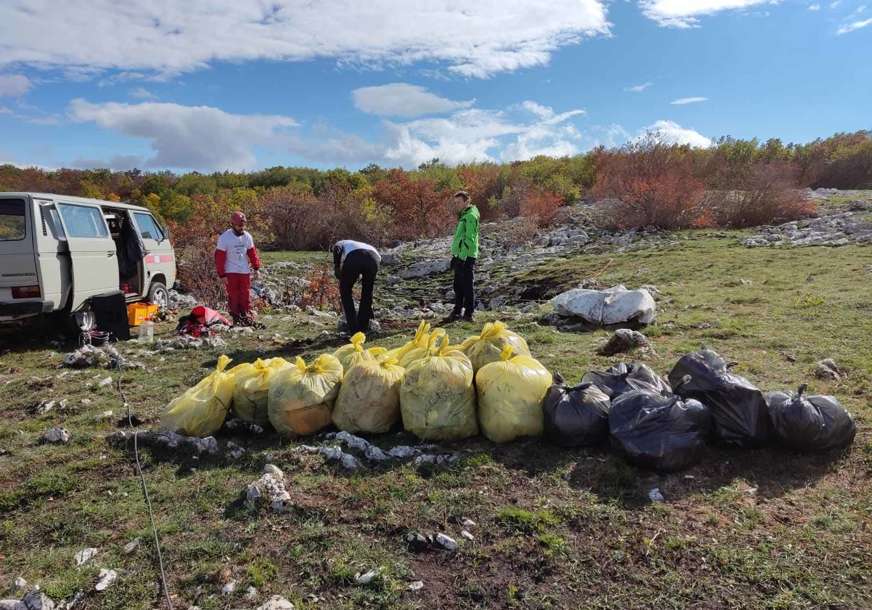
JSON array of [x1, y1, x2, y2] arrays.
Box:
[[216, 229, 255, 274], [334, 239, 382, 266]]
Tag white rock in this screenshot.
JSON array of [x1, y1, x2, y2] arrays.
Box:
[[245, 469, 292, 513], [221, 580, 236, 595], [435, 533, 458, 551], [245, 586, 258, 601], [461, 518, 476, 528], [648, 487, 665, 503], [122, 538, 140, 554], [95, 569, 118, 592], [74, 547, 98, 566], [408, 580, 424, 591], [550, 285, 656, 325], [461, 530, 474, 541], [42, 427, 71, 444], [98, 377, 113, 388], [256, 596, 295, 610], [355, 569, 380, 585], [14, 577, 27, 590]]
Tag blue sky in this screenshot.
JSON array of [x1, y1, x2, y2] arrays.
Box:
[[0, 0, 870, 171]]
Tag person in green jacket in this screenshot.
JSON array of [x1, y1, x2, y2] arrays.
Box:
[[446, 190, 480, 322]]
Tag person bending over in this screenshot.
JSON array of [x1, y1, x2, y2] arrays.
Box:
[[333, 239, 381, 334]]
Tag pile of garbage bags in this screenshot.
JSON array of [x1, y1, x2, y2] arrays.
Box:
[[160, 320, 552, 444], [545, 349, 856, 472], [158, 327, 855, 473]]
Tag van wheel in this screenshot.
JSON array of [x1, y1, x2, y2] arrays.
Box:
[[148, 282, 169, 310], [57, 308, 95, 336]]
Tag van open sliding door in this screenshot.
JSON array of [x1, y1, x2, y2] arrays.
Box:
[[55, 201, 119, 310]]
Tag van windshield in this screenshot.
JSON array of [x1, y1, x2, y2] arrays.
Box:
[[0, 199, 26, 241]]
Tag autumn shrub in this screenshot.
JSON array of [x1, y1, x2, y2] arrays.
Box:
[[291, 265, 342, 312], [373, 170, 453, 240], [592, 141, 706, 229], [703, 162, 816, 228], [167, 222, 226, 308], [520, 188, 563, 226]]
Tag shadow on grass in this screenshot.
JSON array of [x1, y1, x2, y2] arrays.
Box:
[[483, 435, 849, 509], [564, 443, 849, 508]]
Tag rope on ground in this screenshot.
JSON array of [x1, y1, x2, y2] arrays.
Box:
[[114, 356, 174, 610], [590, 258, 615, 280]]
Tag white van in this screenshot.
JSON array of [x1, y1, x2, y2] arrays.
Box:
[[0, 192, 176, 329]]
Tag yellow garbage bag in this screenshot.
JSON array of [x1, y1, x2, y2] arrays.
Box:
[[268, 354, 343, 437], [462, 321, 531, 372], [161, 355, 236, 437], [231, 357, 291, 425], [333, 331, 375, 372], [400, 338, 478, 441], [383, 321, 432, 362], [333, 357, 405, 434], [398, 328, 448, 369], [476, 346, 552, 443]]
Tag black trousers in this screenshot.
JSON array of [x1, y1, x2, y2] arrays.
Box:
[[339, 249, 379, 333], [452, 257, 476, 316]]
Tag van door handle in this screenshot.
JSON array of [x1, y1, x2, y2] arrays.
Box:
[[107, 251, 115, 257]]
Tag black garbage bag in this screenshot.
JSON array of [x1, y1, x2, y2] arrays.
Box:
[[608, 389, 712, 472], [543, 374, 611, 448], [767, 384, 856, 452], [668, 349, 770, 448], [582, 362, 672, 399]]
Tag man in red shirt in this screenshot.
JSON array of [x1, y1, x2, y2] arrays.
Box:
[[214, 211, 261, 325]]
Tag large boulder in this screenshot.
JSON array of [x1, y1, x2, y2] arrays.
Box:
[[550, 285, 656, 325], [399, 259, 451, 279]]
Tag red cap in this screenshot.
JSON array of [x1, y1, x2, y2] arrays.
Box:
[[230, 211, 246, 224]]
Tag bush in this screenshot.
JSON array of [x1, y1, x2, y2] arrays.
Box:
[[372, 170, 453, 240], [592, 141, 706, 229], [519, 188, 563, 226], [703, 162, 816, 228]]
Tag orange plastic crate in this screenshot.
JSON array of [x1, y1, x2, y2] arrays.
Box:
[[127, 302, 159, 326]]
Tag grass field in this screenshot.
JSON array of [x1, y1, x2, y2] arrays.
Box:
[[0, 232, 870, 609]]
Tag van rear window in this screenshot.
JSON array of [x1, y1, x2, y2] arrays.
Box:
[[0, 199, 26, 241]]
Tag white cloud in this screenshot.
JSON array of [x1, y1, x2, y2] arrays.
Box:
[[287, 123, 385, 164], [638, 120, 712, 147], [383, 101, 586, 166], [625, 82, 653, 92], [68, 99, 297, 170], [0, 74, 32, 96], [129, 87, 157, 100], [837, 17, 872, 33], [71, 154, 144, 170], [0, 0, 609, 79], [671, 96, 709, 105], [808, 3, 821, 9], [26, 115, 61, 126], [640, 0, 775, 28], [352, 83, 473, 118], [0, 106, 12, 115]]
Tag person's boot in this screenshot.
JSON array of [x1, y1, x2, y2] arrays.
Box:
[[462, 311, 475, 323]]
